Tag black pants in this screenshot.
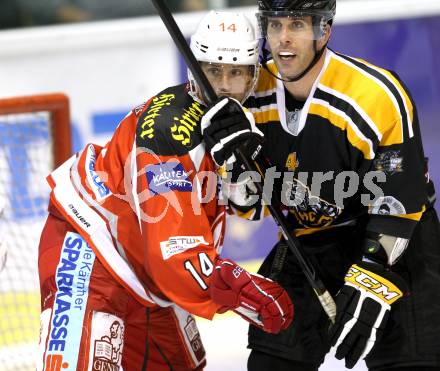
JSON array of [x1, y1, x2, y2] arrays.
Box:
[[248, 350, 440, 371], [248, 209, 440, 370]]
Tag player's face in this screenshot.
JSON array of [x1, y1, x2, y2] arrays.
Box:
[[266, 16, 324, 80], [200, 62, 255, 102]]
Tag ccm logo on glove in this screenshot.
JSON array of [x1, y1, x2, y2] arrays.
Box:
[[345, 265, 403, 304], [330, 262, 406, 369]]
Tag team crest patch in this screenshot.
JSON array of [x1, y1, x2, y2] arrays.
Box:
[[283, 179, 341, 228], [369, 196, 406, 215], [87, 312, 124, 371], [373, 150, 403, 175], [146, 162, 193, 194]]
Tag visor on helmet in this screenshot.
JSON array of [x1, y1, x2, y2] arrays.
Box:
[[258, 10, 333, 40], [198, 62, 258, 103]]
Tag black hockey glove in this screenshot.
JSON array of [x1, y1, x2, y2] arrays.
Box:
[[201, 97, 264, 167], [329, 262, 406, 369]]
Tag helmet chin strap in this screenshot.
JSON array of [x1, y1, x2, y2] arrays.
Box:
[[261, 38, 327, 83]]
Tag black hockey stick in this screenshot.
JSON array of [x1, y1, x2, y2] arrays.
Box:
[[150, 0, 336, 323]]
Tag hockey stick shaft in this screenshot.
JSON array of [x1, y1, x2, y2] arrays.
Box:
[[150, 0, 336, 323], [237, 153, 336, 322]]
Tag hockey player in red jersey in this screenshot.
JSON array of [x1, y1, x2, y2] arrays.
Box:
[[36, 11, 293, 371]]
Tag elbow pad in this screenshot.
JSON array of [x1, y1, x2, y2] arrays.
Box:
[[362, 233, 409, 266]]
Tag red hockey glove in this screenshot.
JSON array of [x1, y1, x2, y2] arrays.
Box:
[[209, 258, 293, 334]]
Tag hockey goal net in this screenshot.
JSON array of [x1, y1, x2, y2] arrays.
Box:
[[0, 93, 71, 370]]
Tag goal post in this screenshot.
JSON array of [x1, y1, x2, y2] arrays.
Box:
[[0, 93, 71, 167], [0, 93, 72, 370]]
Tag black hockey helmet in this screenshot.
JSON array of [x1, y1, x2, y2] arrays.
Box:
[[257, 0, 336, 38], [258, 0, 336, 17]]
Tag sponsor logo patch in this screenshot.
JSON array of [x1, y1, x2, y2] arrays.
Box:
[[87, 312, 125, 371], [86, 145, 111, 202], [68, 203, 92, 229], [184, 316, 205, 362], [41, 232, 95, 371], [170, 101, 204, 147], [345, 264, 403, 305], [146, 162, 192, 195], [160, 236, 209, 260], [140, 93, 176, 140]]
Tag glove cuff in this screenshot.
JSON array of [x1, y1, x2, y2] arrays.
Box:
[[345, 263, 405, 305]]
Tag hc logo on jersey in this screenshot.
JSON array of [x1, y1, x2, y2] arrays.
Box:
[[146, 162, 192, 195]]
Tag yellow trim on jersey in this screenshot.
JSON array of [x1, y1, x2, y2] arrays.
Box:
[[250, 62, 280, 125], [322, 56, 406, 146], [345, 264, 403, 305], [263, 206, 271, 217], [361, 59, 414, 125], [395, 205, 426, 222], [309, 102, 373, 159], [253, 109, 280, 124], [254, 61, 278, 94]]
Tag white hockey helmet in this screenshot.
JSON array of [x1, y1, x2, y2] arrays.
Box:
[[189, 11, 260, 103]]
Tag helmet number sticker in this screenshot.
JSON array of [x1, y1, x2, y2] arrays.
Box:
[[219, 22, 237, 32]]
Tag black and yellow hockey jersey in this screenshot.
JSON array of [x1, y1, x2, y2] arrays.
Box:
[[243, 49, 429, 238]]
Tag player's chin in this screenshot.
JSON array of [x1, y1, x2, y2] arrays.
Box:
[[275, 63, 300, 80]]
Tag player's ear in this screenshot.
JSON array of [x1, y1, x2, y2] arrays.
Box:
[[317, 24, 332, 49]]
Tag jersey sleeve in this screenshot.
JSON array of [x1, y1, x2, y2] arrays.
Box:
[[352, 74, 428, 238], [133, 87, 224, 319]]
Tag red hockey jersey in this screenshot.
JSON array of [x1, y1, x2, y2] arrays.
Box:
[[47, 84, 225, 319]]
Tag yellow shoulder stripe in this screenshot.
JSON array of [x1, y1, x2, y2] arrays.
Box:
[[361, 59, 414, 125], [309, 102, 374, 160], [323, 56, 406, 145]]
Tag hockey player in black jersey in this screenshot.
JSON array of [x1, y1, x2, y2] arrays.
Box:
[[201, 0, 440, 370]]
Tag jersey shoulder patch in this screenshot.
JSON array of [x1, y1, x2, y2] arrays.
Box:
[[136, 84, 206, 156]]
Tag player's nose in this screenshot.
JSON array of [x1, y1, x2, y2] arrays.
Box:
[[217, 74, 232, 92], [279, 26, 293, 45]]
